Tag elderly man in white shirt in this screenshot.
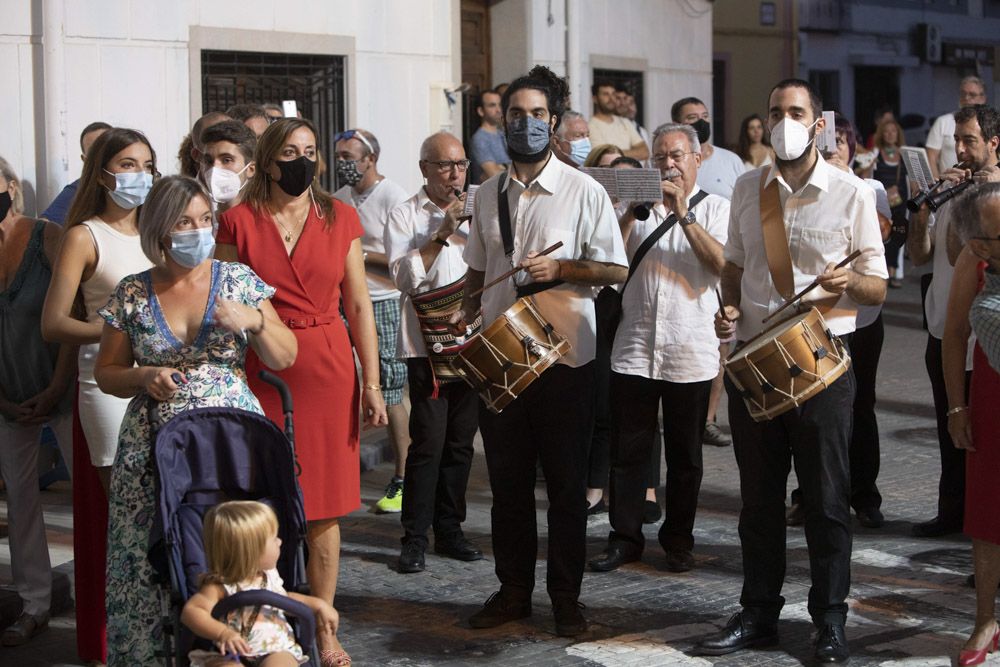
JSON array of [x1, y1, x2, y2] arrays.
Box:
[[384, 132, 483, 575], [586, 122, 730, 577], [698, 79, 887, 665], [455, 66, 627, 638]]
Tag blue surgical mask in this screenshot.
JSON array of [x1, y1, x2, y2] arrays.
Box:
[[168, 227, 215, 268], [505, 116, 552, 156], [104, 170, 153, 209], [569, 137, 592, 166]]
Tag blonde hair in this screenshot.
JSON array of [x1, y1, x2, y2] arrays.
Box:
[[203, 501, 278, 585], [0, 156, 24, 215]]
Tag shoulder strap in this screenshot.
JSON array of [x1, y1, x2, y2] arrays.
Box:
[[621, 189, 710, 295], [497, 172, 514, 257], [758, 170, 795, 300]]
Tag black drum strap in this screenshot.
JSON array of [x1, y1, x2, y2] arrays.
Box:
[[498, 171, 565, 299]]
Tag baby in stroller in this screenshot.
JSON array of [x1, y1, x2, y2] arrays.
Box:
[[182, 501, 338, 666]]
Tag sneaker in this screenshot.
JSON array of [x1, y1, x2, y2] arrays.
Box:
[[702, 422, 732, 447], [1, 612, 49, 646], [375, 476, 404, 513]]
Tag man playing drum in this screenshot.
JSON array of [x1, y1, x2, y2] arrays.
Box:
[[453, 65, 627, 637], [384, 131, 483, 574], [587, 122, 730, 575], [698, 79, 887, 664]]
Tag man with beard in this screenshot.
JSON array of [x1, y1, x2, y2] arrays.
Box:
[[586, 122, 730, 575], [906, 104, 1000, 538], [470, 89, 510, 184], [697, 79, 887, 664], [672, 96, 747, 200], [588, 80, 649, 161], [454, 65, 628, 637]]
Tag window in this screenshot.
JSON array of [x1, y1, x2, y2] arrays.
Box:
[[592, 68, 645, 128], [201, 50, 347, 190]]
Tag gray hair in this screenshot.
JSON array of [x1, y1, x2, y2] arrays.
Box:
[[419, 131, 462, 161], [955, 182, 1000, 244], [556, 110, 586, 139], [651, 122, 701, 154], [354, 128, 381, 160], [961, 75, 986, 92], [0, 156, 23, 215], [139, 175, 213, 268]]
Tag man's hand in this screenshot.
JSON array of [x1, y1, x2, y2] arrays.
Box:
[[973, 164, 1000, 185], [448, 309, 470, 336], [817, 263, 850, 296], [660, 178, 688, 219], [941, 164, 971, 186], [438, 196, 470, 240], [521, 252, 562, 282], [714, 306, 740, 339]]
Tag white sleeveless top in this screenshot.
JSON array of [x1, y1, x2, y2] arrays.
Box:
[[77, 219, 153, 466]]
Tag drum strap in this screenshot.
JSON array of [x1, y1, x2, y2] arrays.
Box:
[[758, 171, 796, 301], [497, 171, 565, 298]]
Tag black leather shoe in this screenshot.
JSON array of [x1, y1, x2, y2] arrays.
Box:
[[398, 542, 425, 573], [643, 500, 662, 524], [693, 612, 778, 656], [587, 499, 607, 516], [468, 590, 532, 629], [814, 623, 850, 663], [912, 516, 962, 537], [856, 507, 884, 528], [588, 544, 640, 572], [664, 549, 695, 573], [435, 537, 484, 561], [552, 597, 587, 637]]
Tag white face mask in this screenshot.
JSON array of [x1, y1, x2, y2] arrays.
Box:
[[770, 118, 819, 161], [205, 164, 251, 204]]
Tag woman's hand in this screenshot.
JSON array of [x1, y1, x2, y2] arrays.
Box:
[[315, 601, 339, 636], [144, 367, 188, 402], [15, 387, 65, 425], [215, 627, 250, 657], [213, 297, 261, 335], [0, 397, 29, 422], [362, 385, 388, 429], [948, 408, 975, 452]]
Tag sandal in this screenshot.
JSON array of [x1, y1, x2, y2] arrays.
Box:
[[320, 649, 352, 666]]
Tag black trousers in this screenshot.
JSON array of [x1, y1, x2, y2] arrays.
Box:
[[728, 359, 855, 628], [849, 314, 884, 512], [924, 335, 969, 525], [607, 372, 711, 553], [588, 288, 616, 488], [400, 358, 479, 547], [478, 362, 595, 601]]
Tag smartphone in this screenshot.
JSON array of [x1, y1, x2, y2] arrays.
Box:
[[815, 110, 836, 154], [282, 100, 298, 118]]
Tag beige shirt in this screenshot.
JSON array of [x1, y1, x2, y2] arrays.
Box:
[[588, 115, 643, 152]]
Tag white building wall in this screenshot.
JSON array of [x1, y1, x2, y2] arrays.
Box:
[[1, 0, 463, 215]]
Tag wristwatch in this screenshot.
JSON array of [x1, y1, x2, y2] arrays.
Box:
[[680, 210, 697, 226], [432, 234, 450, 247]]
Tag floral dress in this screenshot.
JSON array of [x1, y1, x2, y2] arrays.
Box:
[[188, 568, 306, 666], [100, 260, 275, 666]]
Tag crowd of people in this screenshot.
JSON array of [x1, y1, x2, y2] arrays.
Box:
[[1, 67, 999, 667]]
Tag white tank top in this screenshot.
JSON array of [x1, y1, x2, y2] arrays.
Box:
[[79, 219, 153, 326]]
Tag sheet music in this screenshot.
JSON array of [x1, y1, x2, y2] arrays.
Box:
[[581, 167, 663, 202], [462, 184, 479, 217], [900, 146, 934, 193]]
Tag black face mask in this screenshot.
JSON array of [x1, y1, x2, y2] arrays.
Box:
[[691, 118, 711, 145], [0, 191, 10, 221], [273, 156, 317, 197]]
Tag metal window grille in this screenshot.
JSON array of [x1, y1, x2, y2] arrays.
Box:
[[201, 50, 347, 190]]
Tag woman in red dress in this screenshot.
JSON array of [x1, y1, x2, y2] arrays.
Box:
[[217, 118, 387, 666]]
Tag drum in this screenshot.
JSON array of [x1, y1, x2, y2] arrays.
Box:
[[451, 297, 571, 414], [723, 307, 850, 422], [411, 275, 482, 385]]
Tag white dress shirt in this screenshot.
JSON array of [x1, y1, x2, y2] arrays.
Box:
[[464, 155, 628, 367], [724, 155, 889, 340], [384, 189, 471, 358], [611, 187, 730, 382], [333, 178, 408, 301]]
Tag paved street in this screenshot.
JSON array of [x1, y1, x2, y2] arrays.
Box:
[[0, 273, 984, 666]]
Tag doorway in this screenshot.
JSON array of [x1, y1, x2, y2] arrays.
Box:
[[461, 0, 492, 147], [854, 66, 900, 143]]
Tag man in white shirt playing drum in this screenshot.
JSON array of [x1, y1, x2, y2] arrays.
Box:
[[586, 122, 730, 576], [454, 65, 628, 638], [698, 79, 887, 664]]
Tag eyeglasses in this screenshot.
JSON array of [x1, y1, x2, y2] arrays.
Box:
[[652, 151, 696, 164], [334, 129, 375, 156], [423, 159, 471, 173]]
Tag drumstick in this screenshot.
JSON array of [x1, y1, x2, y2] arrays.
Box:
[[761, 250, 863, 324], [715, 288, 729, 322], [467, 241, 564, 299]]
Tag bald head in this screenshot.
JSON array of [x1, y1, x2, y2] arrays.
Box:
[[418, 131, 467, 205], [419, 131, 465, 161]]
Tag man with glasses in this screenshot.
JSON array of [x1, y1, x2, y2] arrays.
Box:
[[384, 131, 482, 574], [332, 128, 411, 514], [927, 76, 988, 179]]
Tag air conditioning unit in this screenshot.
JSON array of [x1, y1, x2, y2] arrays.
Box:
[[917, 23, 942, 64]]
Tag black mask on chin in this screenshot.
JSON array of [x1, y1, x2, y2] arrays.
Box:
[[0, 191, 10, 221], [506, 145, 551, 164], [273, 156, 317, 197], [691, 118, 711, 145]]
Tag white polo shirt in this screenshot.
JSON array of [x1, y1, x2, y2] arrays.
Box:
[[333, 178, 408, 301], [384, 188, 472, 359], [724, 155, 889, 340], [696, 146, 748, 200], [464, 155, 628, 368], [926, 111, 958, 175], [611, 187, 730, 383]]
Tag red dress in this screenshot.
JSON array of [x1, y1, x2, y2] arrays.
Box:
[[966, 342, 1000, 545], [218, 201, 363, 520]]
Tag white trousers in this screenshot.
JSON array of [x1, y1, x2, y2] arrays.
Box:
[[0, 412, 72, 616]]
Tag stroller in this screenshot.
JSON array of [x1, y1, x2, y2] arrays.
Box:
[[151, 370, 320, 666]]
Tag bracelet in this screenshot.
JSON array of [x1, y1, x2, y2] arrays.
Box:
[[247, 308, 265, 335], [363, 383, 382, 392], [947, 406, 968, 416]]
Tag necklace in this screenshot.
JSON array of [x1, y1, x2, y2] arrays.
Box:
[[273, 208, 308, 243]]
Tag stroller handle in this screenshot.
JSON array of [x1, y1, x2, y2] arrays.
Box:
[[258, 370, 293, 415], [212, 589, 316, 656]]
